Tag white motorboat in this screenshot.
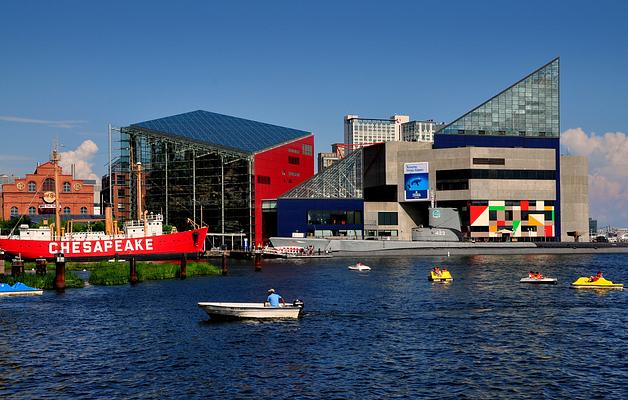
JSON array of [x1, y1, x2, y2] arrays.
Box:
[[198, 300, 304, 320], [348, 262, 371, 271], [519, 277, 558, 285]]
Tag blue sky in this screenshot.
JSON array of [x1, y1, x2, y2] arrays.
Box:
[[1, 0, 627, 226]]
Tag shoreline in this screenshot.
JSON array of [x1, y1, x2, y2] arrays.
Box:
[[269, 236, 628, 257]]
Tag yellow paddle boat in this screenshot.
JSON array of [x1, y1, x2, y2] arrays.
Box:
[[429, 268, 453, 283], [571, 277, 623, 290]]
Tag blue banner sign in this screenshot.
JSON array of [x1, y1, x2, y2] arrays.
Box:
[[404, 162, 429, 201]]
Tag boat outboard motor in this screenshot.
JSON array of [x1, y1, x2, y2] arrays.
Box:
[[292, 299, 304, 308]]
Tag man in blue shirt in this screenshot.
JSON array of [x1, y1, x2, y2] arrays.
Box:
[[266, 288, 285, 307]]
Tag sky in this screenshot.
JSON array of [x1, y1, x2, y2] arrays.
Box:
[[1, 0, 627, 227]]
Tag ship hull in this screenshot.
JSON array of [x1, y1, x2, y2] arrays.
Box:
[[0, 227, 208, 261]]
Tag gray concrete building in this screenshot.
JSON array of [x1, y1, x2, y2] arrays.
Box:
[[560, 156, 589, 241]]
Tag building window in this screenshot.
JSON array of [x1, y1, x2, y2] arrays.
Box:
[[80, 207, 88, 215], [288, 148, 300, 154], [117, 189, 126, 198], [28, 206, 36, 216], [302, 144, 313, 156], [257, 176, 271, 184], [116, 176, 126, 185], [28, 181, 36, 192], [43, 178, 55, 192], [473, 158, 506, 165], [63, 182, 71, 192], [378, 212, 398, 225], [63, 207, 71, 215], [288, 172, 300, 177], [10, 207, 18, 218], [288, 156, 300, 165]]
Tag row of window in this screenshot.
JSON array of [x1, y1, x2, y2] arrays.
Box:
[[436, 169, 555, 181], [472, 158, 506, 165], [378, 212, 398, 225], [257, 171, 301, 185], [9, 206, 88, 217], [307, 210, 363, 225], [23, 180, 76, 192]]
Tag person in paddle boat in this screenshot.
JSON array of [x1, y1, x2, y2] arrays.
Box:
[[528, 271, 535, 279], [589, 271, 603, 282], [265, 288, 286, 307], [433, 266, 442, 277]]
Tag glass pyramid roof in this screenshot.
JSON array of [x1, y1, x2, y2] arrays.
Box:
[[437, 58, 559, 138], [281, 148, 363, 199], [131, 110, 311, 154]]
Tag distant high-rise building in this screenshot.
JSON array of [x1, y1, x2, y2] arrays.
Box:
[[318, 152, 340, 172], [317, 143, 351, 172], [589, 217, 598, 236], [344, 114, 409, 148], [401, 120, 444, 143]]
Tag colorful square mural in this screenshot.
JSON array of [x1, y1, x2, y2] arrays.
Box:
[[470, 200, 555, 239]]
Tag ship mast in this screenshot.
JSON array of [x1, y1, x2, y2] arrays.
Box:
[[52, 147, 61, 240], [136, 162, 143, 221]]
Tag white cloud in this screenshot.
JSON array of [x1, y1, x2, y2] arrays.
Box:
[[0, 115, 87, 129], [562, 128, 628, 227], [59, 140, 99, 181]]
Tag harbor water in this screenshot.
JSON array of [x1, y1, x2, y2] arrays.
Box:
[[1, 254, 626, 399]]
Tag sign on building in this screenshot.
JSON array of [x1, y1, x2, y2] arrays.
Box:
[[404, 162, 429, 201]]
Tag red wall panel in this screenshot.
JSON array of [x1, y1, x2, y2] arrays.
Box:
[[253, 135, 314, 246]]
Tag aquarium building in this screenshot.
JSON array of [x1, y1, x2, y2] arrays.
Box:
[[274, 58, 589, 242], [102, 110, 314, 247]]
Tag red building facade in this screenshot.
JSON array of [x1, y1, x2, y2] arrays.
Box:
[[1, 162, 94, 221], [254, 136, 314, 246]]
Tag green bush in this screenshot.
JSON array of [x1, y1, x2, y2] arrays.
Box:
[[0, 271, 84, 289], [87, 262, 129, 285], [187, 262, 221, 277], [137, 263, 179, 280], [86, 260, 219, 285]]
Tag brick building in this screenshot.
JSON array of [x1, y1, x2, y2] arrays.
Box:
[[1, 161, 94, 221]]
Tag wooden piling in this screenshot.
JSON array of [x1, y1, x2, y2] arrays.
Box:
[[180, 253, 187, 280], [129, 256, 138, 285], [254, 253, 262, 272], [35, 258, 47, 276], [54, 253, 66, 291], [0, 250, 5, 275], [11, 257, 25, 276], [221, 253, 228, 275]]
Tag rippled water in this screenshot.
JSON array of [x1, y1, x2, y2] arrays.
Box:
[[1, 254, 626, 399]]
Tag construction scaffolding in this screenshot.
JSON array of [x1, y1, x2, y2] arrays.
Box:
[[281, 148, 363, 199], [108, 127, 254, 246]]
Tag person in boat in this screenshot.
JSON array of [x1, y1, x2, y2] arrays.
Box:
[[433, 266, 442, 276], [589, 271, 603, 282], [266, 288, 285, 308], [528, 271, 535, 279], [535, 272, 543, 279]]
